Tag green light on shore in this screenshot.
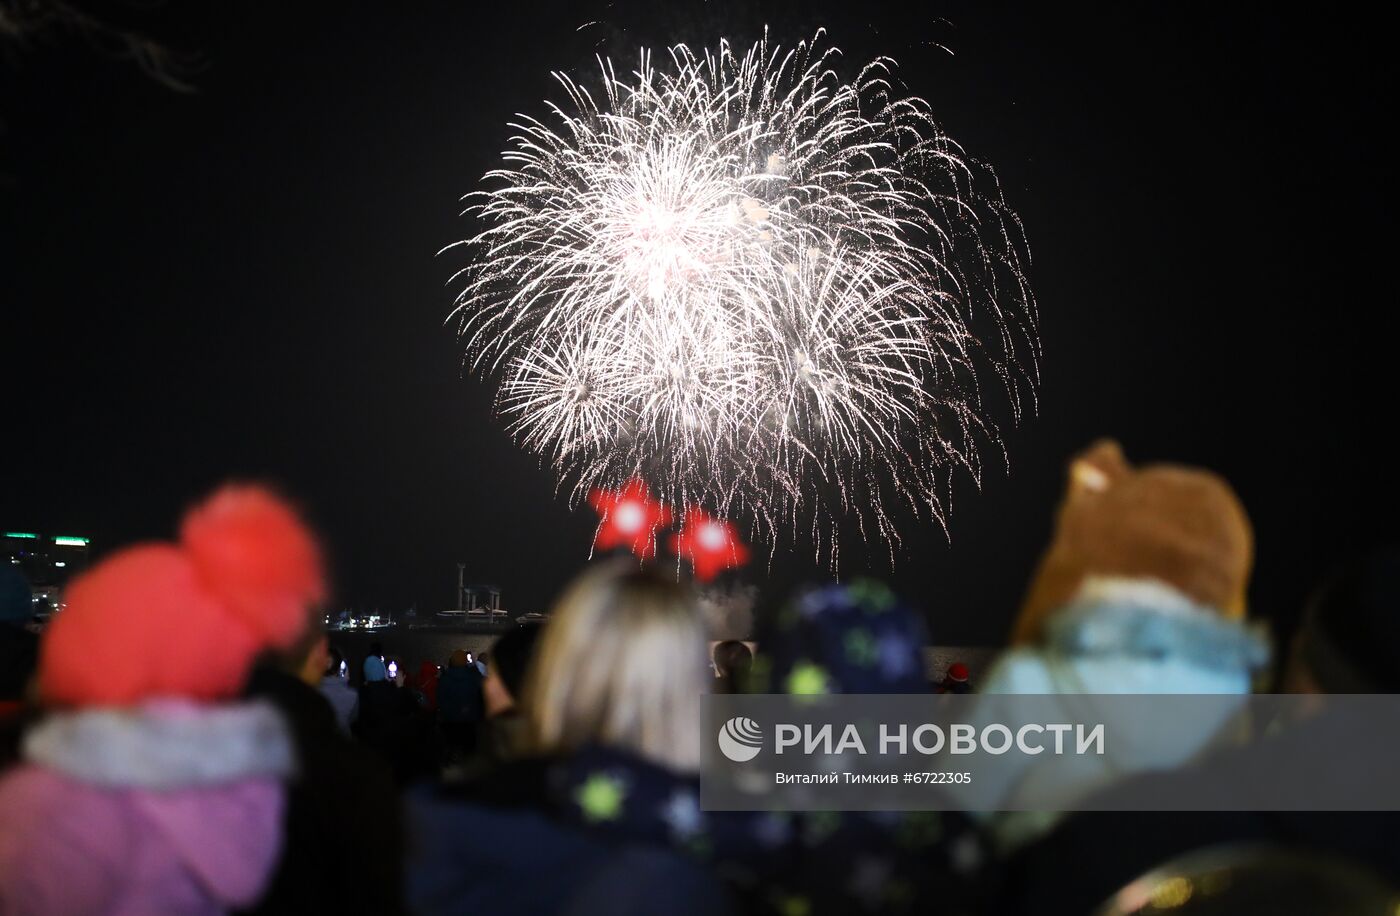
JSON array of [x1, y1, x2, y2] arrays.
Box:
[[53, 537, 89, 547], [4, 532, 39, 539]]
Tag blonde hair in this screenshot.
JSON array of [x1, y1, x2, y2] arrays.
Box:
[[522, 562, 708, 772]]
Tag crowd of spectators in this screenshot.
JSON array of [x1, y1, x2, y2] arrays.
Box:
[[0, 440, 1396, 914]]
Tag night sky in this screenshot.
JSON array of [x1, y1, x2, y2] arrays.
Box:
[[2, 2, 1392, 645]]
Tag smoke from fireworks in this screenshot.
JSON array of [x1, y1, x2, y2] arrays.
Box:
[[447, 31, 1038, 565]]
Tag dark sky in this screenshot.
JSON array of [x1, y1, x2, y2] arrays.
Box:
[[2, 2, 1392, 644]]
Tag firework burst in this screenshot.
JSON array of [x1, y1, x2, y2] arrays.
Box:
[[446, 31, 1038, 565]]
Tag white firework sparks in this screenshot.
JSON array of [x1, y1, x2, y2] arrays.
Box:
[[446, 31, 1039, 565]]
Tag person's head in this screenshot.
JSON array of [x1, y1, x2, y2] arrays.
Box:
[[753, 579, 929, 695], [712, 639, 753, 693], [38, 484, 326, 706], [448, 648, 471, 668], [276, 626, 329, 688], [523, 563, 707, 772], [363, 654, 388, 683], [1013, 439, 1253, 644], [326, 645, 345, 678], [712, 639, 752, 675], [484, 624, 543, 716], [368, 641, 384, 658], [1286, 548, 1400, 693]]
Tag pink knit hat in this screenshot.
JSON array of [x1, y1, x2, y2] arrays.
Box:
[[40, 485, 326, 706]]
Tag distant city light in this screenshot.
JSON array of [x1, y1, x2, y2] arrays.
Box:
[[4, 532, 38, 539], [53, 536, 89, 547]]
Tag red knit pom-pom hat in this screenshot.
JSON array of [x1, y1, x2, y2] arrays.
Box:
[[39, 485, 327, 706]]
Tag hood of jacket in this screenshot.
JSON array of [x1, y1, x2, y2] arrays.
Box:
[[3, 700, 295, 911]]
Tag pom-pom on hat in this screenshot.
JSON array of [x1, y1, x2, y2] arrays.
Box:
[[181, 485, 327, 650], [39, 485, 325, 706]]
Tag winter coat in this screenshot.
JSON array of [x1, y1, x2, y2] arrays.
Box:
[[412, 741, 985, 916], [435, 664, 484, 725], [0, 625, 36, 767], [407, 745, 733, 916], [972, 578, 1270, 849], [0, 700, 295, 915], [997, 709, 1400, 915], [741, 579, 992, 915], [0, 623, 37, 704], [413, 662, 439, 712], [354, 680, 438, 784], [354, 680, 413, 746], [364, 654, 388, 683], [318, 673, 359, 733], [242, 665, 404, 915]]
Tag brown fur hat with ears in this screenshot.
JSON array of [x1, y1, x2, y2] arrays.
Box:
[[1011, 439, 1253, 645]]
